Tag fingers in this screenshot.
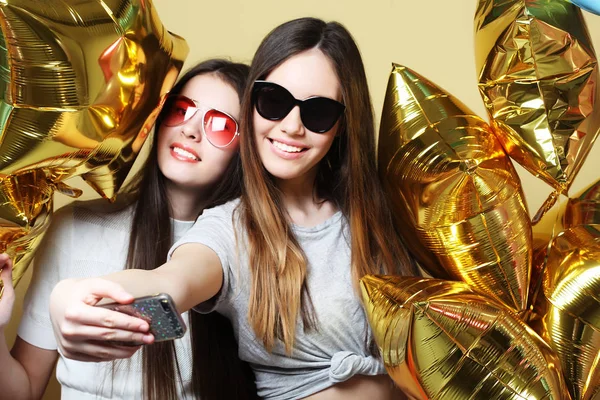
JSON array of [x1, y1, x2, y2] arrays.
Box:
[[64, 305, 150, 333], [62, 342, 142, 362], [0, 256, 15, 327], [74, 278, 135, 306], [0, 257, 14, 299], [0, 253, 12, 268], [50, 277, 156, 362], [61, 317, 154, 345]]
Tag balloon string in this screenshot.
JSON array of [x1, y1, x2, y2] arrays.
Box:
[[532, 190, 561, 225]]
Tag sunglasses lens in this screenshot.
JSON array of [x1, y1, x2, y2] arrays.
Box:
[[204, 109, 238, 147], [163, 96, 198, 126], [254, 81, 344, 133], [255, 85, 293, 120], [301, 98, 344, 133]]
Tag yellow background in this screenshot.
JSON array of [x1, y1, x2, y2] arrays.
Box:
[[5, 1, 600, 398]]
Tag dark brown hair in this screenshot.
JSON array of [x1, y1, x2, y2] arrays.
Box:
[[238, 18, 417, 353], [124, 59, 257, 400]]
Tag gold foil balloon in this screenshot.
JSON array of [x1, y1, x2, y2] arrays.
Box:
[[564, 178, 600, 228], [360, 275, 571, 400], [475, 0, 600, 222], [0, 171, 55, 291], [378, 64, 532, 314], [536, 179, 600, 400], [0, 0, 189, 294]]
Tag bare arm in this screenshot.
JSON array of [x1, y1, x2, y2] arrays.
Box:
[[95, 243, 224, 313], [0, 254, 57, 400], [4, 338, 58, 400], [49, 243, 223, 361]]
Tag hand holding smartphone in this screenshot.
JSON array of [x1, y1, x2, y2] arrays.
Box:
[[98, 293, 186, 344]]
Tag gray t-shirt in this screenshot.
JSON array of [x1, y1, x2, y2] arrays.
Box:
[[169, 199, 385, 400]]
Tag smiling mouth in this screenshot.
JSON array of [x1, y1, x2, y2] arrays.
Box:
[[269, 139, 307, 153], [171, 146, 200, 161]]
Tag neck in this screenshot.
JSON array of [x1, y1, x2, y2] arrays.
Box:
[[275, 168, 337, 227], [276, 170, 317, 212], [164, 182, 209, 221]]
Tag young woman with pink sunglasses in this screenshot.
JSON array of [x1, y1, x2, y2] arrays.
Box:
[[0, 59, 257, 400], [47, 18, 416, 399]]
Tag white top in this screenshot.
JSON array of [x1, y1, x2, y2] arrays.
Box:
[[18, 199, 196, 400]]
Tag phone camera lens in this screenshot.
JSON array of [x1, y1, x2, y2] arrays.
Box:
[[161, 300, 169, 312]]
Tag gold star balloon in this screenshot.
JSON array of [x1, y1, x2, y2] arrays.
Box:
[[563, 178, 600, 229], [475, 0, 600, 222], [378, 64, 532, 315], [0, 0, 189, 295], [360, 275, 571, 400], [535, 179, 600, 400], [373, 1, 600, 399]]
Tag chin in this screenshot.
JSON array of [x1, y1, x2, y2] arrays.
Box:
[[164, 175, 204, 190], [268, 169, 305, 182], [263, 160, 300, 177]]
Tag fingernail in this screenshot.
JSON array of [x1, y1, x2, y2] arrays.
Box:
[[143, 334, 154, 344], [139, 323, 149, 332]]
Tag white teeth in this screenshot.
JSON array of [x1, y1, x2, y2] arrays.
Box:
[[271, 140, 304, 153], [172, 147, 199, 160]]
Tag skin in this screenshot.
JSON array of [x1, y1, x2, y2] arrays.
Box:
[[253, 49, 340, 227], [157, 74, 241, 220], [0, 254, 57, 400], [0, 74, 241, 399], [48, 49, 408, 399]]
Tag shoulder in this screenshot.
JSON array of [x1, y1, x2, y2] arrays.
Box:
[[65, 198, 134, 228], [45, 198, 134, 242], [199, 198, 241, 221], [177, 199, 243, 249]]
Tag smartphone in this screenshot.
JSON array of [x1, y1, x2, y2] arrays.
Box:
[[98, 293, 187, 344]]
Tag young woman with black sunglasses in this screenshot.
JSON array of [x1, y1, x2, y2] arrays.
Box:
[[48, 18, 417, 399], [0, 59, 258, 400]]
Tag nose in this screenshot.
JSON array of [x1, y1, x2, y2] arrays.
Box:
[[179, 112, 204, 142], [279, 105, 304, 136]]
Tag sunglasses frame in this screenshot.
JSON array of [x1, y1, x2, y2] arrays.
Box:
[[252, 80, 345, 133], [162, 94, 240, 148]]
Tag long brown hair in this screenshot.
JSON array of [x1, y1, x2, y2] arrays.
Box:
[[238, 18, 417, 353], [124, 59, 257, 400]]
